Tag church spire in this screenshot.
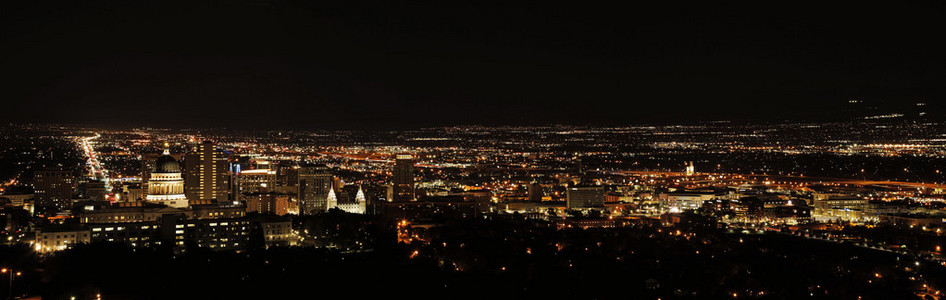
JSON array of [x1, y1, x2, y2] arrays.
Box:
[[356, 186, 367, 214], [326, 187, 338, 211], [355, 186, 366, 204]]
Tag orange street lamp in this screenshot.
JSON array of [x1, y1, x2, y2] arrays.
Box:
[[2, 267, 21, 299]]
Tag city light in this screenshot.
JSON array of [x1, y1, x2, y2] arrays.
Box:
[[1, 3, 945, 297]]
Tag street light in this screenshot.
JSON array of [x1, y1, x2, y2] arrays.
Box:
[[1, 268, 21, 299]]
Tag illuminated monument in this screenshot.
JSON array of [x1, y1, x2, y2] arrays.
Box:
[[326, 185, 367, 214], [145, 144, 189, 208]]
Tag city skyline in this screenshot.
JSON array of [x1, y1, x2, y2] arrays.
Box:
[[3, 1, 946, 299], [2, 118, 946, 298]]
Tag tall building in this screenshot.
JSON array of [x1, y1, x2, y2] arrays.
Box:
[[145, 146, 189, 209], [298, 164, 332, 215], [184, 141, 230, 202], [577, 156, 585, 174], [33, 169, 75, 210], [566, 185, 605, 209], [393, 154, 415, 201]]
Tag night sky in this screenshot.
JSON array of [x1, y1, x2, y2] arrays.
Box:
[[2, 1, 945, 129]]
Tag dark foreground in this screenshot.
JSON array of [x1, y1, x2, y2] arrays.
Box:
[[1, 216, 944, 299]]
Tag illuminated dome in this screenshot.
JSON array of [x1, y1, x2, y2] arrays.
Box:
[[145, 143, 188, 209], [153, 155, 181, 173]]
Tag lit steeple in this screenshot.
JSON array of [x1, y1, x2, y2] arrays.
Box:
[[355, 186, 366, 204], [326, 187, 338, 211]]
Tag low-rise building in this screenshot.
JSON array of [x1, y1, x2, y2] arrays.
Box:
[[566, 185, 605, 209], [245, 193, 292, 216], [880, 214, 946, 227], [36, 227, 90, 253], [256, 217, 294, 247], [659, 191, 721, 211]]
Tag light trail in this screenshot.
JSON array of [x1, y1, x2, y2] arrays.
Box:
[[78, 133, 113, 194]]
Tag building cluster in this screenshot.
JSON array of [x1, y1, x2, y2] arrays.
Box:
[[30, 142, 297, 252], [1, 123, 945, 256], [496, 165, 945, 232], [3, 137, 495, 253]]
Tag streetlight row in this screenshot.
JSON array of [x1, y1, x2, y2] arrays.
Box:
[[1, 267, 22, 299]]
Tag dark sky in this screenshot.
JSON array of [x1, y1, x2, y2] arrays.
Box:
[[2, 1, 945, 129]]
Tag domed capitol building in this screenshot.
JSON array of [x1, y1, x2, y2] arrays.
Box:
[[145, 145, 189, 208]]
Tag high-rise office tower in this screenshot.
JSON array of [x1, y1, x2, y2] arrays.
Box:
[[393, 154, 415, 201], [297, 164, 332, 215], [184, 141, 230, 202], [33, 169, 75, 210]]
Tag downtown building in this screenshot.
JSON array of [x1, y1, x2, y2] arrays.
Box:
[[35, 225, 91, 253], [566, 185, 605, 209], [297, 164, 333, 215], [245, 192, 292, 216], [393, 154, 415, 202], [184, 141, 231, 203], [33, 169, 75, 210], [233, 168, 277, 202]]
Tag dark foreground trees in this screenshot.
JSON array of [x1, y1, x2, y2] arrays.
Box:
[[3, 215, 943, 299]]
